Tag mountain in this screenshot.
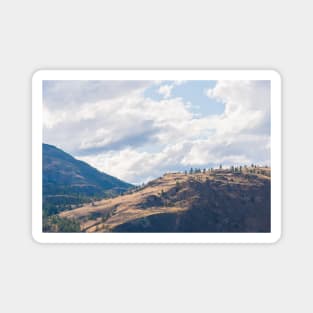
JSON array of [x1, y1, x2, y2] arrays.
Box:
[[43, 143, 133, 216], [57, 167, 271, 233]]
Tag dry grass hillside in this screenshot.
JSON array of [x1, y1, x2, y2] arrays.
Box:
[[59, 166, 271, 233]]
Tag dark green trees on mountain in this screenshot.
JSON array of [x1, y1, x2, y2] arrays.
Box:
[[43, 143, 133, 217]]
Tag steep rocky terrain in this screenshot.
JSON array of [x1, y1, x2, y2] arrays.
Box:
[[58, 167, 271, 233]]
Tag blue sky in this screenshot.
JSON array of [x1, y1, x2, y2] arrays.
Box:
[[43, 80, 271, 184], [144, 80, 225, 117]]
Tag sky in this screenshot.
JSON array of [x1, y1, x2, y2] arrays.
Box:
[[43, 79, 271, 184]]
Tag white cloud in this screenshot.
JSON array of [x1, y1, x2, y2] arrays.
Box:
[[158, 84, 173, 98], [206, 80, 270, 136], [43, 80, 153, 110], [44, 80, 270, 184], [157, 80, 186, 99]]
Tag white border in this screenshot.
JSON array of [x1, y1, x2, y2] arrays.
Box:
[[32, 70, 282, 244]]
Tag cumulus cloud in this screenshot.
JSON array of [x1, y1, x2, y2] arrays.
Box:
[[44, 92, 194, 156], [43, 80, 153, 110], [157, 80, 186, 98], [43, 80, 270, 184], [206, 80, 270, 136], [158, 84, 173, 98]]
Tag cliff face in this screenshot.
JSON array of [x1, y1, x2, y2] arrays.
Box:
[[59, 168, 271, 233]]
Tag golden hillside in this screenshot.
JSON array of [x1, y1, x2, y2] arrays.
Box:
[[59, 166, 271, 233]]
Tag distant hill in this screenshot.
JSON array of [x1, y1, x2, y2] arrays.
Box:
[[57, 167, 271, 233], [43, 143, 133, 216]]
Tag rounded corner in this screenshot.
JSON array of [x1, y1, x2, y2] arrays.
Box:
[[31, 229, 45, 244], [32, 69, 45, 84], [268, 69, 282, 84], [269, 230, 282, 244]]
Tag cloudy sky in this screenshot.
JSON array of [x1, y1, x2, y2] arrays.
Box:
[[43, 79, 271, 184]]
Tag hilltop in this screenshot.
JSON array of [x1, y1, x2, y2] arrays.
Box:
[[57, 166, 271, 233]]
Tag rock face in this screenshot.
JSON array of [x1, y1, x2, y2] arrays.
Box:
[[59, 168, 271, 233]]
